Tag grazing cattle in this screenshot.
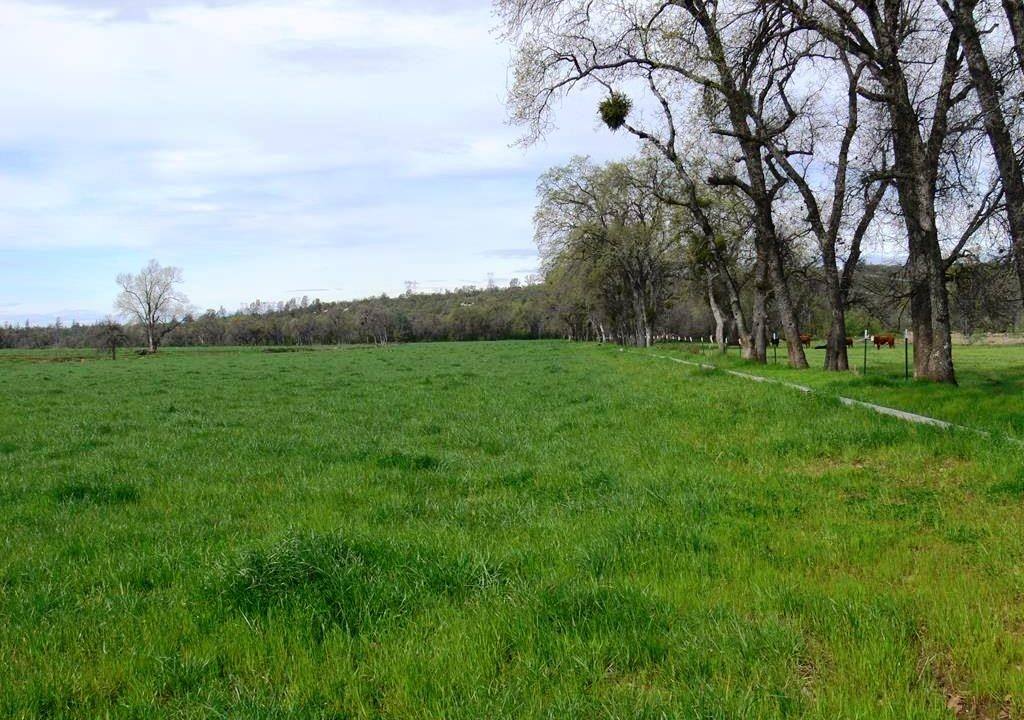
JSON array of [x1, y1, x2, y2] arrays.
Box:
[[818, 338, 854, 350], [799, 333, 812, 347], [873, 334, 896, 349]]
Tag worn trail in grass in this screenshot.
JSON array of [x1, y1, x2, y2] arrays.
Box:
[[1, 341, 1022, 718]]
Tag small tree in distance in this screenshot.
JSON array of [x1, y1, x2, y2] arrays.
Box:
[[92, 318, 128, 360], [115, 260, 189, 353]]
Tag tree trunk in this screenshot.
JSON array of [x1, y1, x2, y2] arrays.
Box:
[[737, 132, 807, 367], [905, 202, 957, 383], [951, 0, 1024, 306], [637, 313, 649, 348], [825, 308, 849, 371], [711, 250, 752, 356], [694, 11, 800, 366], [883, 47, 958, 384], [1002, 0, 1024, 75], [692, 198, 752, 353], [147, 326, 155, 353], [706, 275, 728, 353], [750, 250, 769, 362], [924, 239, 956, 382], [823, 252, 850, 371], [630, 288, 651, 347], [768, 241, 809, 368]]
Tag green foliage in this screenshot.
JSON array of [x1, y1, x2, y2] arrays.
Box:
[[536, 157, 684, 345], [1, 342, 1023, 717], [0, 284, 565, 349], [598, 92, 632, 130]]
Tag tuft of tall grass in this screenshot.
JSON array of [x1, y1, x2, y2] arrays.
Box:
[[219, 532, 509, 634], [52, 479, 140, 505]]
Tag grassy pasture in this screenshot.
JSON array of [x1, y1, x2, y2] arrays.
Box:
[[652, 341, 1024, 437], [1, 341, 1022, 719]]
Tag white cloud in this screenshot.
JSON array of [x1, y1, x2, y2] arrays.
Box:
[[0, 0, 635, 316]]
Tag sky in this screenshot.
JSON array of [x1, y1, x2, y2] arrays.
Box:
[[0, 0, 634, 325]]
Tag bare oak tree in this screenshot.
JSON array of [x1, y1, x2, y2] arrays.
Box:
[[938, 0, 1024, 305], [91, 318, 128, 360], [115, 260, 189, 353], [779, 0, 996, 382], [497, 0, 811, 367], [755, 49, 891, 369], [641, 155, 758, 357]]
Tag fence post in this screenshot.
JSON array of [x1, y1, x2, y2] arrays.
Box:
[[904, 329, 910, 380], [863, 330, 869, 375]]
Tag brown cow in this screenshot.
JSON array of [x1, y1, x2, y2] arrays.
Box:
[[845, 337, 854, 347], [873, 334, 896, 349], [799, 333, 812, 347]]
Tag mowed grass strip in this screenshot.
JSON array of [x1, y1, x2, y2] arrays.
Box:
[[0, 341, 1021, 719]]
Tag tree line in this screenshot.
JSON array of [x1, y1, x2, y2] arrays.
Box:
[[1, 258, 1017, 352], [497, 0, 1024, 382], [0, 280, 561, 351]]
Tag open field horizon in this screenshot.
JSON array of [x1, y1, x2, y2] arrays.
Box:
[[5, 0, 1024, 714], [2, 341, 1022, 718]]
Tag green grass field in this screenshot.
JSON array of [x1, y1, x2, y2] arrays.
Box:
[[1, 341, 1022, 718], [651, 342, 1024, 438]]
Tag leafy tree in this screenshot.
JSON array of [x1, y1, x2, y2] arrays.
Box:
[[536, 158, 684, 347]]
